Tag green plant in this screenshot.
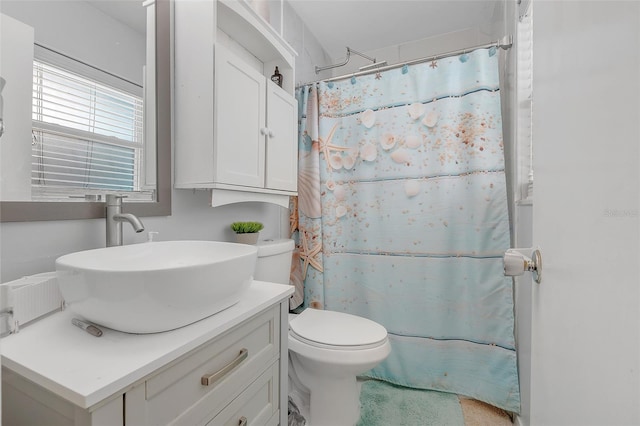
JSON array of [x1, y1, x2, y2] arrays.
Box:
[[230, 221, 264, 234]]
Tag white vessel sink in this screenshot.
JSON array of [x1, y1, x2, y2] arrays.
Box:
[[56, 241, 258, 333]]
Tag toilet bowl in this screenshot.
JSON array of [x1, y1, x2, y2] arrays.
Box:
[[288, 309, 391, 426], [255, 239, 391, 426]]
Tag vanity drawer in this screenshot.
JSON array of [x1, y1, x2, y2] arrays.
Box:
[[141, 306, 280, 426], [206, 361, 279, 426]]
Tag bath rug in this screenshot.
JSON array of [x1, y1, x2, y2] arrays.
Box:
[[357, 380, 465, 426]]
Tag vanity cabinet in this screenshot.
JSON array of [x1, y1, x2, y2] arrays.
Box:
[[174, 0, 298, 207], [125, 306, 280, 425], [1, 282, 293, 426]]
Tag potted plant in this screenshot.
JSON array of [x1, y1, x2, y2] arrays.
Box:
[[230, 221, 264, 244]]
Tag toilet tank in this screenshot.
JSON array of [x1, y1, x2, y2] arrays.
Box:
[[254, 239, 295, 284]]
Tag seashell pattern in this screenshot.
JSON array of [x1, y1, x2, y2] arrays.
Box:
[[361, 109, 376, 128], [333, 184, 346, 201], [380, 133, 396, 151], [404, 180, 421, 197], [361, 143, 377, 161], [422, 110, 439, 128], [294, 50, 515, 413], [329, 153, 344, 170], [408, 102, 425, 120], [391, 149, 411, 165], [297, 147, 322, 218], [342, 155, 356, 170]]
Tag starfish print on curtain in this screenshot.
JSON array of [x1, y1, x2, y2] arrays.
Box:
[[298, 227, 323, 278]]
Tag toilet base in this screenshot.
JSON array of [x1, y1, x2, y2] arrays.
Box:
[[289, 352, 362, 426], [288, 378, 369, 426], [309, 375, 360, 426]]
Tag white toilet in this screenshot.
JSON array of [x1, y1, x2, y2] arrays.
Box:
[[255, 239, 391, 426]]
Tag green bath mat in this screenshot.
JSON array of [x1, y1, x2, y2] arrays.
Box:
[[357, 380, 465, 426]]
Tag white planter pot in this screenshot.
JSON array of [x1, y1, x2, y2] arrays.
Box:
[[236, 233, 259, 245]]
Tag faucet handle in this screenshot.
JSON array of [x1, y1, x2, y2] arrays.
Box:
[[106, 194, 127, 205]]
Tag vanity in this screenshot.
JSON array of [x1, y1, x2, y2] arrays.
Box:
[[1, 281, 293, 426]]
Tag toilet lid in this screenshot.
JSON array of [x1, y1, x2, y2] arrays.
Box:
[[289, 309, 388, 347]]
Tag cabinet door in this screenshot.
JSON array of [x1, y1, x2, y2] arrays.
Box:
[[214, 45, 265, 188], [265, 82, 297, 191]]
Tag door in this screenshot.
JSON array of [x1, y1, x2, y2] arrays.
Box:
[[214, 45, 265, 188], [529, 2, 640, 425], [265, 82, 297, 191]]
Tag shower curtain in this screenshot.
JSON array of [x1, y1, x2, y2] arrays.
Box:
[[293, 48, 520, 413]]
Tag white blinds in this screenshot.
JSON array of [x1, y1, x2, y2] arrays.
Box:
[[31, 59, 145, 196], [517, 7, 533, 201]]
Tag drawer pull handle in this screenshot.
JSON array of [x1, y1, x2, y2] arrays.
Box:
[[201, 348, 248, 386], [238, 416, 248, 426]]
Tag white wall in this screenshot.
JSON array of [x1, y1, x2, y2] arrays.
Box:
[[282, 0, 332, 85], [0, 193, 284, 282], [1, 1, 145, 85], [530, 1, 640, 424], [0, 3, 329, 284]]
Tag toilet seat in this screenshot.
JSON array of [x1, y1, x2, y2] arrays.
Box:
[[289, 309, 388, 350]]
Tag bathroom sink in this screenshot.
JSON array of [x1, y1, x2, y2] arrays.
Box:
[[56, 241, 258, 333]]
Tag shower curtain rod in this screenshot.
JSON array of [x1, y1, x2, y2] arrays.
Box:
[[297, 35, 513, 89]]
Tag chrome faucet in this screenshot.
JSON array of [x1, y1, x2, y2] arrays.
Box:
[[106, 194, 145, 247]]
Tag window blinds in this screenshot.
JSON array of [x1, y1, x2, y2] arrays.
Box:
[[31, 59, 145, 197], [517, 7, 533, 201]]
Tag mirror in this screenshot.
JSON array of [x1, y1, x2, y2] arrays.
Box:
[[0, 0, 170, 221]]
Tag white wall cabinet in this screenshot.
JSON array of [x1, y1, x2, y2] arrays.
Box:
[[175, 0, 298, 207], [265, 78, 298, 192], [215, 46, 296, 193]]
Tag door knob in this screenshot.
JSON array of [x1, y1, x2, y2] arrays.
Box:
[[503, 248, 542, 284]]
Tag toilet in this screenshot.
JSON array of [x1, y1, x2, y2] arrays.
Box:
[[255, 239, 391, 426]]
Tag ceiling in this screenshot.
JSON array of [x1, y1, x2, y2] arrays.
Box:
[[84, 1, 501, 61], [288, 0, 502, 59]]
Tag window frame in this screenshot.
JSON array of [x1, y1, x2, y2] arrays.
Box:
[[0, 0, 171, 222]]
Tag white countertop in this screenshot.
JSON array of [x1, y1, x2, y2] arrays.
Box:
[[1, 281, 293, 409]]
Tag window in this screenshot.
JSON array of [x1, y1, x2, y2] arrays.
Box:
[[30, 50, 150, 201], [517, 5, 533, 202]]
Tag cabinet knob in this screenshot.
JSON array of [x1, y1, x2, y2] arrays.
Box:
[[238, 416, 248, 426], [260, 127, 268, 136], [268, 130, 274, 138]]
